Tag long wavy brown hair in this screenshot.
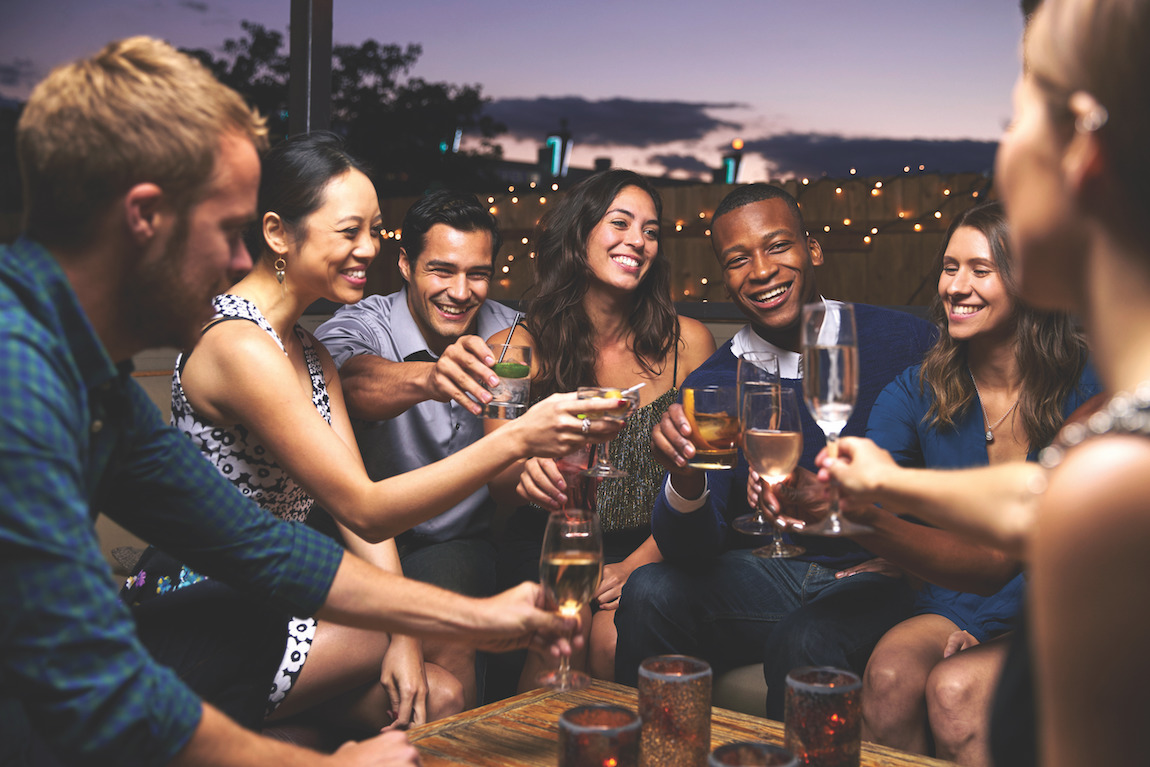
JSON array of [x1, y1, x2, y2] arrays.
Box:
[[920, 201, 1088, 450], [524, 170, 679, 399]]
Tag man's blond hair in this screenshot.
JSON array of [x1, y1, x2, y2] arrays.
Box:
[[17, 36, 269, 248]]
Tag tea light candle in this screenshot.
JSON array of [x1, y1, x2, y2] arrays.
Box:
[[709, 741, 799, 766], [638, 655, 712, 767], [559, 705, 641, 767], [783, 667, 862, 767]]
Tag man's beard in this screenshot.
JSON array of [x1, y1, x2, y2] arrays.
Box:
[[124, 214, 225, 352]]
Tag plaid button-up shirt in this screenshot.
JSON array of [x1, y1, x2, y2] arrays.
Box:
[[0, 237, 343, 765]]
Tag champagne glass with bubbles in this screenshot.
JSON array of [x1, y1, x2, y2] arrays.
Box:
[[739, 388, 806, 558], [800, 302, 871, 535], [537, 508, 603, 691]]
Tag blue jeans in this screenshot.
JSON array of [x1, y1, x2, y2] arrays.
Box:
[[614, 550, 913, 720]]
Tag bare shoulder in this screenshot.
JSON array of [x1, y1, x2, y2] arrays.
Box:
[[676, 315, 717, 372], [1036, 435, 1150, 555], [191, 316, 287, 376]]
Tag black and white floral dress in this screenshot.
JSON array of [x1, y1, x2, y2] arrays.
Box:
[[123, 294, 332, 716]]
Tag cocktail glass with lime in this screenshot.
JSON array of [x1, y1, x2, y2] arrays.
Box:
[[484, 343, 532, 419]]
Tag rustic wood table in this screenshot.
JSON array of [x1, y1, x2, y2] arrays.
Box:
[[408, 679, 954, 766]]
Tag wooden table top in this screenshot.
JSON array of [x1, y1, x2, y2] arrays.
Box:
[[408, 679, 954, 766]]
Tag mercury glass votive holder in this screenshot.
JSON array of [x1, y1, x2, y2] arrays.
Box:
[[638, 654, 712, 767], [783, 666, 862, 767], [559, 705, 641, 767], [709, 741, 799, 767]]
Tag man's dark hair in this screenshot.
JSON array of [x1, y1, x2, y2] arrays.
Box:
[[711, 183, 807, 234], [401, 190, 502, 266], [1021, 0, 1043, 20]]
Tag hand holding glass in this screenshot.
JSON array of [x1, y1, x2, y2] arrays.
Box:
[[738, 389, 806, 558], [538, 509, 603, 691], [800, 303, 869, 535], [577, 386, 639, 478]]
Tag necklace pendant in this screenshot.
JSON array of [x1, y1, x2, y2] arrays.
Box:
[[986, 429, 994, 442]]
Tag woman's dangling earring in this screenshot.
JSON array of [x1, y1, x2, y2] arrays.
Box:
[[274, 257, 287, 285]]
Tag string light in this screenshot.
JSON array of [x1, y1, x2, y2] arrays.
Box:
[[482, 171, 988, 305], [507, 254, 515, 261], [489, 206, 498, 215]]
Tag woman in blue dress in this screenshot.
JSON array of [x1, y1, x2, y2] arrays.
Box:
[[857, 201, 1098, 765]]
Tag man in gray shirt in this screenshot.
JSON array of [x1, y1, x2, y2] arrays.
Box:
[[316, 190, 518, 707]]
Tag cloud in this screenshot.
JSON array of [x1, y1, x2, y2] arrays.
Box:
[[0, 59, 36, 88], [484, 96, 743, 147], [648, 153, 714, 176], [741, 132, 998, 177], [177, 0, 210, 11]]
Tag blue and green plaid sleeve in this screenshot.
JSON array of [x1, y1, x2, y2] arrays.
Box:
[[0, 321, 202, 765], [101, 379, 343, 614]]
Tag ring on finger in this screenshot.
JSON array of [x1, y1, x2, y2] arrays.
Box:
[[581, 418, 590, 435]]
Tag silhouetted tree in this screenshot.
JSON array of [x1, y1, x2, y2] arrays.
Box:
[[182, 22, 506, 195]]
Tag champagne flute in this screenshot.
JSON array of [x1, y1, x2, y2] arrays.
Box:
[[800, 302, 870, 535], [738, 389, 806, 559], [537, 508, 603, 691], [577, 386, 640, 478], [737, 351, 781, 419]]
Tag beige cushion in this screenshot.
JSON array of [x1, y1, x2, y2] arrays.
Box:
[[712, 663, 768, 718]]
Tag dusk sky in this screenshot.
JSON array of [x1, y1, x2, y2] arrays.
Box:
[[1, 0, 1026, 180]]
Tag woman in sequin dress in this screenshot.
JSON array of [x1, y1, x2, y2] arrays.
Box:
[[487, 169, 716, 684]]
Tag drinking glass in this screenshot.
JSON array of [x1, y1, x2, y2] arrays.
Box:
[[709, 742, 799, 767], [737, 389, 806, 558], [483, 343, 531, 419], [559, 705, 641, 767], [638, 655, 712, 766], [682, 385, 740, 470], [577, 386, 640, 477], [737, 351, 781, 419], [537, 508, 603, 691], [800, 303, 869, 535], [784, 667, 862, 767]]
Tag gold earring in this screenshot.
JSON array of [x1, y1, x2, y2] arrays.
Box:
[[274, 257, 286, 284]]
